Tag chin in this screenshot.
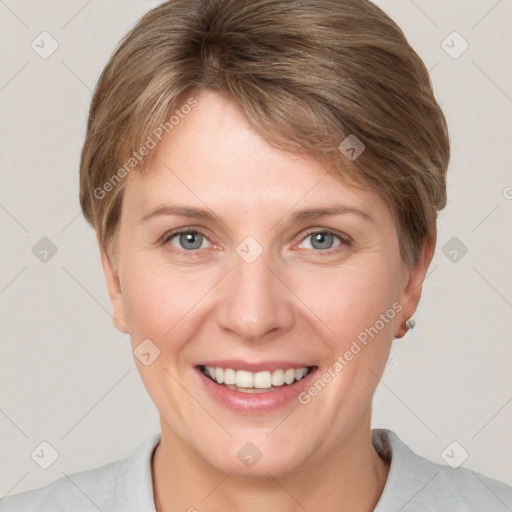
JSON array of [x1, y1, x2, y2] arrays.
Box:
[[191, 429, 313, 479], [213, 450, 306, 479]]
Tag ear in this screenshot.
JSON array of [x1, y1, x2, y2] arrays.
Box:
[[395, 231, 436, 338], [99, 245, 130, 334]]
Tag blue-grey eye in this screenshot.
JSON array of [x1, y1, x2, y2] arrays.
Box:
[[301, 231, 343, 251], [169, 231, 207, 250]]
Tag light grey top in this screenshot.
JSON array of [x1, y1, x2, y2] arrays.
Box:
[[1, 429, 511, 511]]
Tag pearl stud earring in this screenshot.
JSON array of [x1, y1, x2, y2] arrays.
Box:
[[405, 318, 416, 331]]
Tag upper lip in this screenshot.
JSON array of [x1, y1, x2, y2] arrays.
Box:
[[197, 360, 317, 372]]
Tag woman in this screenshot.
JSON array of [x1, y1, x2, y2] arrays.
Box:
[[2, 0, 510, 510]]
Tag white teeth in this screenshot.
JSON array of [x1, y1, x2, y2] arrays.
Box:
[[253, 371, 272, 389], [271, 369, 285, 386], [284, 368, 295, 385], [235, 370, 253, 388], [223, 368, 236, 385], [295, 368, 307, 381], [203, 366, 311, 389]]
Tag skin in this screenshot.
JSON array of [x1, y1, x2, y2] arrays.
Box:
[[100, 90, 435, 511]]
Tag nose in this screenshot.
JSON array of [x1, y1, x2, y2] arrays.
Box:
[[215, 249, 295, 342]]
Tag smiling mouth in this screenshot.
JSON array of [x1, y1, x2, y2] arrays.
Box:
[[198, 365, 317, 393]]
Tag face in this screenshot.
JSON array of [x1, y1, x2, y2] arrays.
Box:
[[101, 90, 433, 478]]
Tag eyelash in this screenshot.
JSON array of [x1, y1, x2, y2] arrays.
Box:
[[162, 227, 352, 257]]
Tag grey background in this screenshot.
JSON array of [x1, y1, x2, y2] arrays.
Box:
[[1, 0, 511, 497]]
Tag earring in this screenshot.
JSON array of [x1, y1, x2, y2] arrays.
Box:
[[405, 318, 416, 331], [396, 317, 415, 339]]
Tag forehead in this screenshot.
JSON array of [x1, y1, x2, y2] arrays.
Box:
[[122, 90, 390, 223]]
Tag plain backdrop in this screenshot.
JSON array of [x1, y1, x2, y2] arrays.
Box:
[[1, 0, 511, 497]]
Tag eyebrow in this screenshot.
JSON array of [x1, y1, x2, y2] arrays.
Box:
[[139, 204, 374, 224]]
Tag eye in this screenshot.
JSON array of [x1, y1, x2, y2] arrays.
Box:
[[161, 227, 350, 256], [164, 229, 212, 252], [298, 228, 350, 253]]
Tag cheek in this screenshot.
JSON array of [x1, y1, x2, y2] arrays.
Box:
[[121, 262, 215, 342], [293, 265, 399, 414], [292, 260, 401, 348]]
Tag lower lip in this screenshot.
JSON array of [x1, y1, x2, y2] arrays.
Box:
[[195, 366, 318, 414]]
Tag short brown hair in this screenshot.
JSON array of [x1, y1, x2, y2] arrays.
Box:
[[79, 0, 450, 268]]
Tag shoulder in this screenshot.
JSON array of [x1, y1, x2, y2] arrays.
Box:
[[0, 433, 161, 512], [0, 458, 124, 512], [373, 429, 512, 511]]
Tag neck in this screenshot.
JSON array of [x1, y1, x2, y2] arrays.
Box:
[[152, 410, 389, 512]]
